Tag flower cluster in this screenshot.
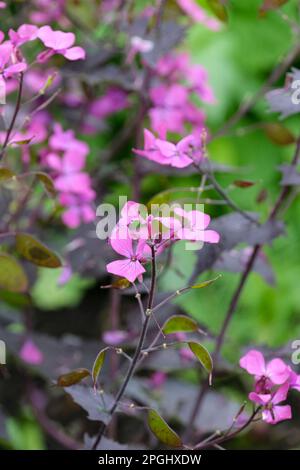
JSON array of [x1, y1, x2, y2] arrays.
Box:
[[84, 87, 129, 135], [148, 52, 214, 137], [29, 0, 66, 25], [240, 350, 300, 424], [134, 129, 203, 168], [43, 124, 95, 228], [0, 22, 84, 108], [106, 201, 220, 282]]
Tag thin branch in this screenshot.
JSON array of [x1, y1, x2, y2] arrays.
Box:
[[213, 43, 300, 140], [0, 72, 24, 161], [185, 137, 300, 441], [91, 245, 157, 449]]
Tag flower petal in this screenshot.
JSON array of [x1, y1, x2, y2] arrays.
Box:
[[266, 358, 290, 385], [239, 350, 266, 376]]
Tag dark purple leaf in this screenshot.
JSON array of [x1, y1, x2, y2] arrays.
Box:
[[213, 248, 275, 285], [265, 68, 300, 118], [64, 384, 113, 424], [278, 164, 300, 186], [192, 212, 284, 277]]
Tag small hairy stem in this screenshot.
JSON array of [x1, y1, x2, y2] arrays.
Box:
[[92, 246, 157, 450], [193, 408, 260, 450], [195, 158, 257, 224]]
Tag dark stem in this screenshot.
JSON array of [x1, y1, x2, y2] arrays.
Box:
[[185, 137, 300, 441], [194, 408, 260, 450], [213, 43, 300, 139], [92, 246, 157, 450], [0, 72, 24, 161]]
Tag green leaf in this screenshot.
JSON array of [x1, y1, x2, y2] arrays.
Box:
[[188, 342, 213, 376], [35, 172, 57, 197], [147, 409, 182, 448], [39, 73, 57, 95], [92, 348, 109, 387], [0, 168, 15, 182], [16, 233, 62, 268], [0, 254, 28, 293], [162, 315, 199, 334], [10, 137, 34, 146], [191, 275, 221, 289], [101, 278, 131, 290], [57, 368, 91, 387], [32, 269, 93, 310], [208, 0, 228, 22], [264, 123, 295, 146]]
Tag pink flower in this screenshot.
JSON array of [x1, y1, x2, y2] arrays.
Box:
[[0, 42, 27, 79], [149, 371, 167, 389], [58, 265, 73, 286], [176, 0, 221, 31], [9, 24, 39, 47], [115, 200, 181, 244], [156, 53, 215, 104], [249, 383, 292, 424], [134, 129, 202, 168], [106, 230, 147, 282], [240, 350, 291, 390], [88, 87, 128, 119], [103, 330, 128, 346], [30, 0, 66, 25], [287, 368, 300, 392], [0, 2, 6, 9], [149, 84, 188, 135], [46, 150, 92, 195], [44, 124, 95, 228], [174, 207, 220, 243], [49, 123, 89, 155], [59, 192, 95, 229], [20, 340, 44, 365], [37, 26, 85, 62]]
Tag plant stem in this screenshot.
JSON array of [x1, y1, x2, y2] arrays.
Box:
[[91, 246, 157, 450], [0, 72, 24, 161], [213, 43, 300, 140], [193, 408, 260, 450], [185, 137, 300, 441]]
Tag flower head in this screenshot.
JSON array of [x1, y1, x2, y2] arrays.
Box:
[[249, 383, 292, 424], [240, 350, 290, 391], [37, 26, 85, 62], [9, 24, 39, 47], [106, 230, 147, 283], [134, 129, 202, 168]]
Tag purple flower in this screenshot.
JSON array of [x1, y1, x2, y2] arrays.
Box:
[[103, 330, 128, 346], [106, 230, 147, 283], [9, 24, 39, 47], [0, 42, 27, 79], [37, 26, 85, 62], [240, 350, 291, 390], [20, 340, 44, 365], [134, 129, 202, 168], [249, 383, 292, 425]]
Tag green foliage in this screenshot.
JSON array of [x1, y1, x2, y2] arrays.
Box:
[[32, 268, 94, 310]]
